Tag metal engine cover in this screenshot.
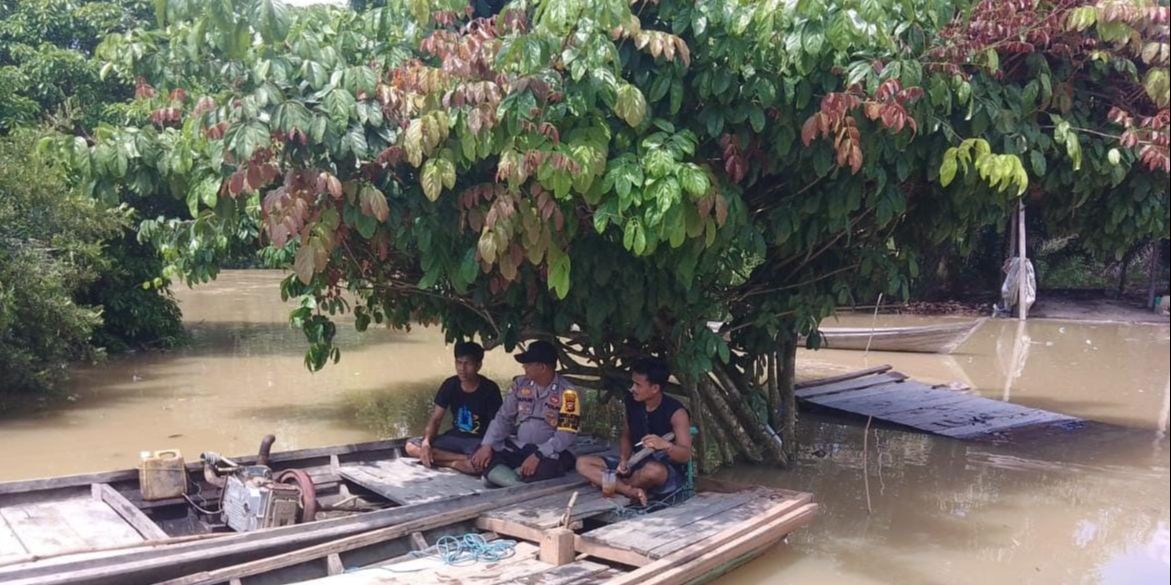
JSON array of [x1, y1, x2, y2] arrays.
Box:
[[221, 467, 301, 532]]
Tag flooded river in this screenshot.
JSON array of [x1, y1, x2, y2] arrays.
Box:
[[0, 270, 1167, 584]]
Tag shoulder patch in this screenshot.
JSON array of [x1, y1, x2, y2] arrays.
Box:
[[557, 389, 581, 432]]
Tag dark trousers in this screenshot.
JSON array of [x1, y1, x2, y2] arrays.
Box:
[[489, 441, 576, 482]]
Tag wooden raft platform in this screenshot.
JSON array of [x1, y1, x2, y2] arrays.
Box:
[[288, 464, 815, 585], [796, 365, 1083, 439]]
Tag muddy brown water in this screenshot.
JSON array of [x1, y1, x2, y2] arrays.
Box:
[[0, 270, 1167, 584]]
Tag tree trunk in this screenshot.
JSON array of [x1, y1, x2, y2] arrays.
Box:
[[684, 378, 708, 474], [1148, 241, 1161, 309], [766, 351, 781, 429], [1119, 247, 1134, 297], [710, 364, 787, 465], [702, 406, 737, 467], [698, 377, 764, 462], [779, 336, 798, 459]]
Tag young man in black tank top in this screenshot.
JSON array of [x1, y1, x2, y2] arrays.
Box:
[[576, 358, 692, 505]]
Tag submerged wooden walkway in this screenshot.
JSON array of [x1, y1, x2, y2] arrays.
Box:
[[796, 365, 1083, 439]]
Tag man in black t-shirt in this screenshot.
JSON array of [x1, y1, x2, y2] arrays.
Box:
[[576, 358, 691, 505], [404, 342, 502, 475]]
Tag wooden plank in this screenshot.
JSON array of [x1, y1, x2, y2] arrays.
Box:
[[0, 476, 585, 585], [520, 559, 614, 585], [91, 484, 168, 540], [0, 512, 29, 565], [886, 399, 1046, 432], [795, 373, 907, 399], [608, 502, 819, 585], [482, 489, 614, 531], [645, 491, 813, 559], [940, 410, 1077, 438], [149, 481, 586, 585], [57, 497, 145, 550], [794, 365, 892, 389], [599, 493, 806, 561], [838, 389, 986, 418], [573, 535, 653, 567], [809, 387, 982, 416], [339, 459, 488, 506], [803, 381, 921, 407], [573, 491, 768, 567], [0, 501, 90, 555], [325, 553, 344, 576], [476, 517, 546, 544], [799, 368, 1083, 440]]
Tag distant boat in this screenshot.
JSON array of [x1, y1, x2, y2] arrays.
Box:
[[809, 319, 986, 354]]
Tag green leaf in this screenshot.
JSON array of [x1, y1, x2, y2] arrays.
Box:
[[344, 125, 368, 158], [1029, 150, 1046, 177], [549, 254, 571, 299], [230, 122, 270, 160], [324, 88, 355, 124], [614, 84, 647, 127], [254, 0, 291, 43], [421, 158, 443, 201], [939, 151, 958, 187], [748, 107, 766, 133]]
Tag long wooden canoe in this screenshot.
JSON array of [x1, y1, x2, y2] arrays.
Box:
[[810, 318, 986, 353], [0, 438, 817, 585], [0, 436, 605, 585]]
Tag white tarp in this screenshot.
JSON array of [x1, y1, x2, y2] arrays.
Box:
[[1000, 257, 1036, 313]]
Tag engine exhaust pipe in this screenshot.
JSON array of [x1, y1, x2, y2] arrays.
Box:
[[257, 434, 276, 467]]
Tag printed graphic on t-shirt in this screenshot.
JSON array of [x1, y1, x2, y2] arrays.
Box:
[[455, 405, 478, 433]]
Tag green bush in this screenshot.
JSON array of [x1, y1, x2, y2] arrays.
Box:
[[0, 129, 124, 403]]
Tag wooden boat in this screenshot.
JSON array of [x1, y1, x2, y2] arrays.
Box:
[[809, 318, 986, 354], [0, 437, 817, 585]]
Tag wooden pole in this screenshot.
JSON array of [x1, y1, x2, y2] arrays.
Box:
[[1017, 199, 1028, 320], [1148, 241, 1160, 309], [779, 338, 798, 460]]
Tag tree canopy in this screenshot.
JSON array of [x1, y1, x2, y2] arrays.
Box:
[[47, 0, 1169, 463]]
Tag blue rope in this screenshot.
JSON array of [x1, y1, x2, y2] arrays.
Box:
[[434, 533, 518, 565]]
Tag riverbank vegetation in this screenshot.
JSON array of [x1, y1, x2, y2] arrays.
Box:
[[1, 0, 184, 406]]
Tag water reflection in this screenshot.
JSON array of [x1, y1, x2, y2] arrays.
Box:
[[720, 416, 1169, 585]]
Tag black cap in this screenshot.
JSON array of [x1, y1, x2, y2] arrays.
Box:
[[514, 340, 557, 366]]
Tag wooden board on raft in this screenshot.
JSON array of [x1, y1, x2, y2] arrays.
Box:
[[476, 489, 617, 542], [574, 488, 816, 567], [340, 438, 611, 506], [796, 368, 1082, 438], [297, 542, 618, 585], [339, 459, 488, 506]]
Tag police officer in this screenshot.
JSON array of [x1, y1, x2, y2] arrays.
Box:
[[470, 340, 581, 486]]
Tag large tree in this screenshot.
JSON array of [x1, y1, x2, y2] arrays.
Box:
[[54, 0, 1168, 465]]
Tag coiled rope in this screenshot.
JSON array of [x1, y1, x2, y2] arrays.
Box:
[[376, 533, 518, 573]]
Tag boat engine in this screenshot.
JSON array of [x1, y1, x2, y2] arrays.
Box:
[[218, 465, 301, 532], [200, 435, 316, 532]]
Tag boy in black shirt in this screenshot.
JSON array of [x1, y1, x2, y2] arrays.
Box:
[[405, 342, 502, 475]]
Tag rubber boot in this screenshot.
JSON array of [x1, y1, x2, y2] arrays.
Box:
[[483, 465, 523, 488]]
